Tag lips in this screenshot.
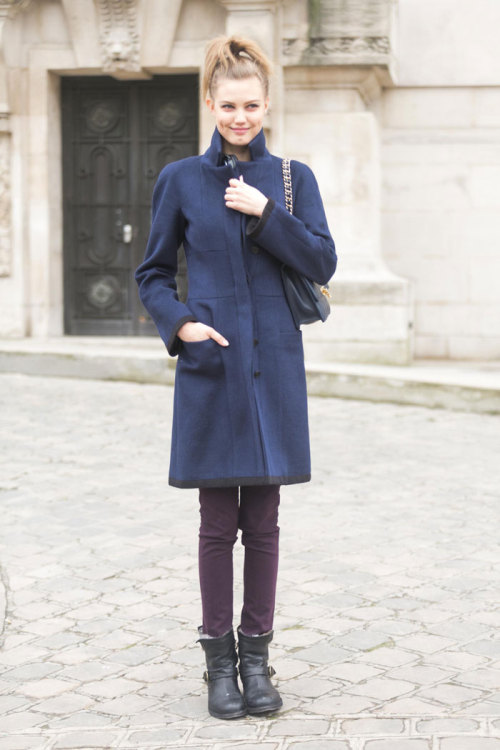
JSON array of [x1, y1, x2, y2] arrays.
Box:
[[231, 128, 249, 135]]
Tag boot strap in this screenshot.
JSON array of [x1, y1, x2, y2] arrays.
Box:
[[240, 665, 276, 678], [203, 667, 239, 682]]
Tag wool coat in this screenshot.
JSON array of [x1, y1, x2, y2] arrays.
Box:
[[135, 126, 337, 489]]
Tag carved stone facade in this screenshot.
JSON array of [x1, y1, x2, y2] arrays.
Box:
[[94, 0, 141, 77], [0, 132, 10, 276], [0, 0, 31, 18], [283, 0, 397, 79], [0, 0, 499, 359], [0, 0, 32, 279]]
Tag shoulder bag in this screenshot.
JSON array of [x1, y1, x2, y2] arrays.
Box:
[[280, 158, 331, 328]]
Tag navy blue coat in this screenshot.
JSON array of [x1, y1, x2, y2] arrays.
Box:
[[135, 126, 337, 489]]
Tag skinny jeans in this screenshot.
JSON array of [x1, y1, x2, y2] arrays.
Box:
[[198, 484, 280, 637]]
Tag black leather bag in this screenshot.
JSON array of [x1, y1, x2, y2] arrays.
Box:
[[280, 158, 331, 328]]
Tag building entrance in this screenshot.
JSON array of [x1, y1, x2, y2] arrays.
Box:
[[61, 75, 198, 335]]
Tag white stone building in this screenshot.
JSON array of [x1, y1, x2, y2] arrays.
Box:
[[0, 0, 499, 363]]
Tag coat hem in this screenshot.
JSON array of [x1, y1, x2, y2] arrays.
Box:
[[168, 473, 311, 489]]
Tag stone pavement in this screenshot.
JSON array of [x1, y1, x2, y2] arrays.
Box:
[[0, 372, 499, 750]]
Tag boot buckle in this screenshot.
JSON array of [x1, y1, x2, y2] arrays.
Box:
[[203, 670, 210, 682], [268, 665, 276, 677]]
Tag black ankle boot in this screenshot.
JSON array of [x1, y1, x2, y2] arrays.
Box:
[[237, 626, 283, 715], [197, 627, 247, 719]]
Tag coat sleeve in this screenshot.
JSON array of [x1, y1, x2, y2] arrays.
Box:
[[246, 160, 337, 285], [134, 165, 196, 357]]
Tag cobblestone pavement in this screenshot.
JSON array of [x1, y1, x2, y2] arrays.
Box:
[[0, 372, 499, 750]]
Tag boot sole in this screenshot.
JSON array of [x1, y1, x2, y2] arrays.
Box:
[[246, 699, 283, 715], [208, 707, 248, 720]]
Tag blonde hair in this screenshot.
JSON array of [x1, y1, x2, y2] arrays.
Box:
[[202, 35, 272, 100]]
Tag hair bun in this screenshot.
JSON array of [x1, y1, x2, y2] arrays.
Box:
[[202, 34, 272, 100]]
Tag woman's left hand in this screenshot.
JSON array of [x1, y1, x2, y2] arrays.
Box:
[[225, 176, 268, 217]]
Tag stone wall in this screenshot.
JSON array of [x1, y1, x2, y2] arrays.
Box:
[[378, 0, 500, 358], [380, 87, 500, 359], [0, 0, 498, 361]]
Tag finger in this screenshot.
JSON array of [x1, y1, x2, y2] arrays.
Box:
[[208, 328, 229, 347], [239, 175, 244, 182]]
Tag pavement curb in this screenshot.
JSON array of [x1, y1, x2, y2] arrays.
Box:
[[305, 363, 500, 414], [0, 338, 499, 414]]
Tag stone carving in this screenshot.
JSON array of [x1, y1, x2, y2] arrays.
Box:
[[282, 0, 395, 66], [0, 2, 32, 277], [94, 0, 140, 75], [0, 0, 32, 19], [0, 133, 11, 277], [284, 35, 391, 58]]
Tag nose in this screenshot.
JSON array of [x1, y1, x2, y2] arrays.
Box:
[[234, 108, 246, 123]]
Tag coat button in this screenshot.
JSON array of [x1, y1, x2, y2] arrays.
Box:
[[253, 338, 259, 346], [253, 370, 261, 377], [251, 245, 260, 254]]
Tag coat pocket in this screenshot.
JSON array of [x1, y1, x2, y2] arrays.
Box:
[[179, 338, 225, 378]]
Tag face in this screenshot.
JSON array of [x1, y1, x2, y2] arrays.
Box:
[[206, 75, 269, 152]]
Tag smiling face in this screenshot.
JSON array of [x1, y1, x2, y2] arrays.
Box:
[[206, 75, 269, 160]]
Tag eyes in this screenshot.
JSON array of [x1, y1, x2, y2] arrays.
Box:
[[221, 103, 260, 110]]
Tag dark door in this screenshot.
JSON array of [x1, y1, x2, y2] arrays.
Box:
[[62, 75, 198, 335]]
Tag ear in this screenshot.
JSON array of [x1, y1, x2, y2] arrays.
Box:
[[264, 96, 270, 114], [206, 97, 215, 114]]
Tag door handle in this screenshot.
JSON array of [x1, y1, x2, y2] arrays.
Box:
[[122, 224, 132, 243]]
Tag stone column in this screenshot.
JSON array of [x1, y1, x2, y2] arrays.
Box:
[[0, 0, 31, 279], [283, 0, 412, 364], [0, 100, 11, 280], [0, 1, 32, 336]]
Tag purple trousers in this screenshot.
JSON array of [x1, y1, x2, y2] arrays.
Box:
[[198, 485, 280, 637]]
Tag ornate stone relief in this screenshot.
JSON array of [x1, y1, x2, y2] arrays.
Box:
[[0, 133, 11, 276], [94, 0, 140, 75], [0, 1, 32, 277], [0, 0, 31, 18], [282, 0, 396, 71], [284, 35, 391, 58]]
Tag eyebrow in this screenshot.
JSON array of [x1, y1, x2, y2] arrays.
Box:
[[220, 99, 261, 105]]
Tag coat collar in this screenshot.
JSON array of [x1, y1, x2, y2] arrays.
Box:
[[203, 126, 269, 166]]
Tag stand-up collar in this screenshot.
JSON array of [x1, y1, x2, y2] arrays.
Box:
[[203, 126, 268, 166]]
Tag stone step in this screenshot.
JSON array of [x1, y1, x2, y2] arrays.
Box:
[[0, 337, 499, 414]]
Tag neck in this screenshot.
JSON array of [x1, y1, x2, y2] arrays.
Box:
[[222, 139, 251, 162]]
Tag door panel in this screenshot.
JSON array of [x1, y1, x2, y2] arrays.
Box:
[[62, 75, 198, 335]]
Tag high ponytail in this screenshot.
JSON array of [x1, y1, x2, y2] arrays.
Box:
[[202, 35, 272, 100]]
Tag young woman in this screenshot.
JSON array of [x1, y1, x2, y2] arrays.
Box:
[[135, 35, 337, 720]]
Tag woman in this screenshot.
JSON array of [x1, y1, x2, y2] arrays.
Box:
[[135, 35, 337, 720]]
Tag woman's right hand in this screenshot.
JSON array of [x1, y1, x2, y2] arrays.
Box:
[[177, 321, 229, 347]]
